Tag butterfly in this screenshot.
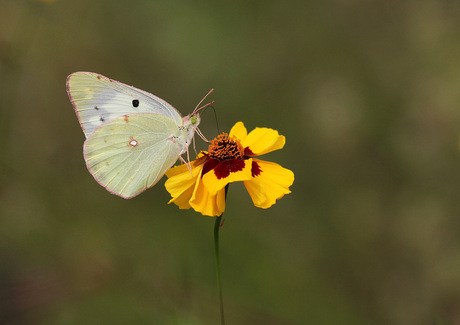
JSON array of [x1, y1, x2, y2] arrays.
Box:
[[66, 72, 213, 198]]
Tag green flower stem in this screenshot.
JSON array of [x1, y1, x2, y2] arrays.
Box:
[[214, 213, 225, 325], [214, 185, 228, 325]]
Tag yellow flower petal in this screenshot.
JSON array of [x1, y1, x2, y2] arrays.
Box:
[[167, 187, 193, 209], [202, 159, 253, 195], [164, 170, 196, 209], [242, 127, 285, 156], [166, 154, 207, 178], [229, 121, 247, 141], [165, 163, 189, 178], [244, 159, 294, 208], [190, 171, 226, 216], [165, 156, 207, 209]]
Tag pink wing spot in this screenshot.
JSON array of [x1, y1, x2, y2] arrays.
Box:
[[128, 137, 138, 147], [124, 115, 129, 123], [97, 75, 102, 80]]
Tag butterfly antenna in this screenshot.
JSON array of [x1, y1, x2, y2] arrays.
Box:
[[193, 89, 215, 114], [196, 127, 210, 143], [209, 105, 220, 134]]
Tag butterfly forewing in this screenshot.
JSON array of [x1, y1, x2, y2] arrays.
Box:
[[84, 113, 184, 198], [67, 72, 183, 137]]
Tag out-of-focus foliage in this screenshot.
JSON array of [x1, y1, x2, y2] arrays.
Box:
[[1, 0, 460, 324]]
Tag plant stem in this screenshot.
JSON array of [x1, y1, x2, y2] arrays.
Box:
[[214, 213, 225, 325]]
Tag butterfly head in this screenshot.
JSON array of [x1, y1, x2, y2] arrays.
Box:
[[181, 89, 214, 144], [190, 114, 200, 127], [181, 113, 201, 146], [184, 112, 201, 130]]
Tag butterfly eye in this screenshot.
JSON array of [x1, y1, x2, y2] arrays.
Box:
[[191, 116, 197, 124]]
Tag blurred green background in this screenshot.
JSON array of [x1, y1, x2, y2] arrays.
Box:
[[1, 0, 460, 324]]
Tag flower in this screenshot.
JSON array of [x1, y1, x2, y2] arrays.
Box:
[[165, 122, 294, 216]]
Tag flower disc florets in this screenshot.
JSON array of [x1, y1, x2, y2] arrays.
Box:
[[208, 133, 244, 161], [203, 133, 246, 180]]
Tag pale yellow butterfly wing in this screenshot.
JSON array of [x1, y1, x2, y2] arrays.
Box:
[[67, 72, 183, 138], [84, 113, 184, 198]]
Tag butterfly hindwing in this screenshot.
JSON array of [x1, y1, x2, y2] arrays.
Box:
[[84, 113, 184, 198], [67, 72, 183, 137]]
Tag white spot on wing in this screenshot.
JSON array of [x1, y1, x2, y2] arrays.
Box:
[[128, 137, 138, 147]]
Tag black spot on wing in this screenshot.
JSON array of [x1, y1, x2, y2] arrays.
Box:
[[132, 99, 139, 107], [94, 106, 99, 110], [100, 116, 105, 122]]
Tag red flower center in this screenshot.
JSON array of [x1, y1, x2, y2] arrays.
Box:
[[203, 133, 246, 179], [202, 132, 263, 180]]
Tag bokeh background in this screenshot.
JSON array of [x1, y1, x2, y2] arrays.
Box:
[[1, 0, 460, 324]]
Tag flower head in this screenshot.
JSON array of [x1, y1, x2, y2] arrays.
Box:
[[165, 122, 294, 216]]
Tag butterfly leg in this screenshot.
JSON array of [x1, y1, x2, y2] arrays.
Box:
[[192, 136, 198, 156], [179, 155, 193, 176], [196, 127, 210, 143]]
